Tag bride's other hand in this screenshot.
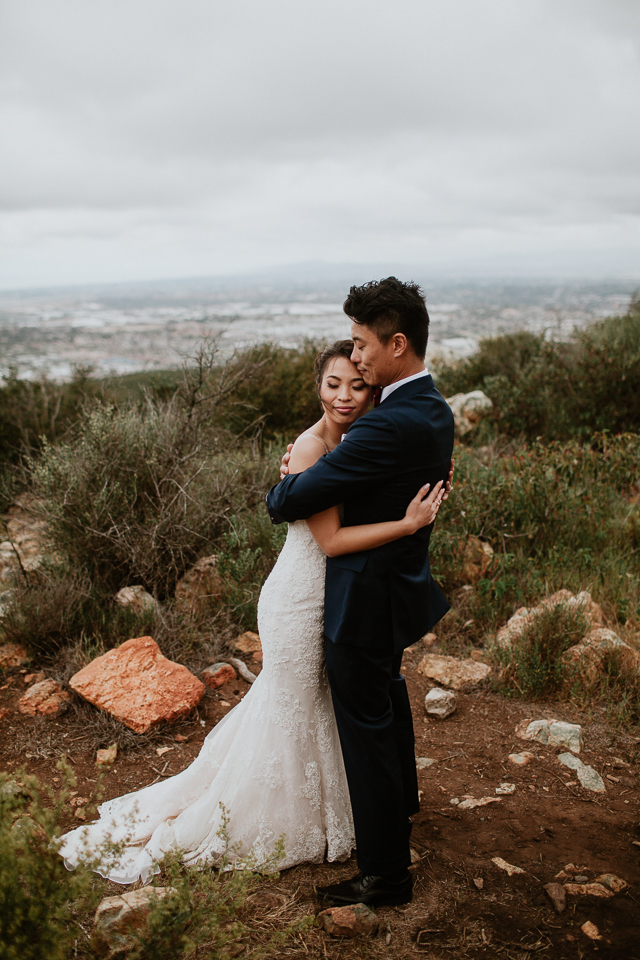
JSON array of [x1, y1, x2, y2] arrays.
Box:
[[441, 458, 455, 501], [280, 444, 294, 481], [403, 480, 445, 533]]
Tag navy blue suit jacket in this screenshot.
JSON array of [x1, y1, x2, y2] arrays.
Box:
[[266, 375, 454, 654]]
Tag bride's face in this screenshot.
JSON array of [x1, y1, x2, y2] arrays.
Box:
[[319, 356, 373, 427]]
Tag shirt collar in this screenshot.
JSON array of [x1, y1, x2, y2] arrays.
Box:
[[380, 368, 429, 404]]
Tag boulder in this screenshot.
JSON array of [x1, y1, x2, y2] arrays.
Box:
[[557, 753, 605, 792], [496, 590, 602, 651], [446, 390, 493, 437], [93, 886, 179, 954], [114, 586, 158, 615], [174, 556, 223, 616], [417, 653, 491, 690], [233, 631, 262, 655], [460, 536, 494, 583], [515, 718, 583, 753], [317, 903, 379, 938], [424, 687, 457, 718], [69, 636, 205, 734], [202, 662, 237, 690], [0, 643, 28, 669], [562, 627, 639, 684], [18, 679, 71, 716]]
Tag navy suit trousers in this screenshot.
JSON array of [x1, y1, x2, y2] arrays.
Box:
[[325, 638, 420, 877]]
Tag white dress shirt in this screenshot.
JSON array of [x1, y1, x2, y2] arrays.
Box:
[[379, 367, 429, 403]]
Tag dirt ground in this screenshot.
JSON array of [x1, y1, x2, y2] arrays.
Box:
[[2, 642, 640, 960]]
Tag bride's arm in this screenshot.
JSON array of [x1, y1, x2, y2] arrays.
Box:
[[288, 436, 444, 559]]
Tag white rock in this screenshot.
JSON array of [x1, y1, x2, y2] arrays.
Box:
[[415, 757, 437, 769], [491, 857, 526, 877], [446, 390, 493, 437], [452, 795, 502, 810], [508, 751, 535, 766], [496, 783, 516, 795], [114, 585, 158, 614], [557, 753, 605, 793], [93, 886, 178, 951], [418, 654, 490, 690], [424, 687, 457, 718], [516, 718, 583, 753]]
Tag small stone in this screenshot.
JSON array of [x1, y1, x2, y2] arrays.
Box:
[[202, 662, 237, 690], [69, 636, 205, 734], [424, 687, 457, 718], [491, 857, 526, 877], [418, 654, 490, 690], [93, 886, 178, 952], [508, 752, 535, 766], [410, 848, 421, 865], [554, 863, 589, 881], [0, 643, 28, 669], [594, 873, 628, 893], [174, 733, 190, 742], [515, 718, 583, 753], [422, 632, 438, 646], [0, 707, 9, 720], [96, 743, 118, 765], [415, 756, 437, 769], [459, 535, 494, 581], [495, 783, 516, 795], [458, 796, 502, 810], [114, 585, 158, 614], [557, 753, 605, 792], [574, 875, 589, 884], [23, 671, 45, 685], [317, 903, 379, 938], [18, 679, 71, 717], [581, 921, 602, 941], [232, 631, 262, 655], [564, 883, 613, 899], [156, 746, 173, 757], [473, 878, 484, 890], [543, 883, 566, 913]]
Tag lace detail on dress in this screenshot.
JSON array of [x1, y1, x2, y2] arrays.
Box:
[[58, 521, 355, 883]]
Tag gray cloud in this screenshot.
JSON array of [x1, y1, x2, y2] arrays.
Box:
[[0, 0, 639, 287]]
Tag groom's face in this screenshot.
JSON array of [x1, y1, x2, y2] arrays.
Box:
[[350, 322, 399, 387]]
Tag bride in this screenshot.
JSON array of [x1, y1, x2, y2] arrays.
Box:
[[59, 340, 445, 884]]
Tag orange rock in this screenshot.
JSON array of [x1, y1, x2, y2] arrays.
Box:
[[18, 679, 71, 716], [233, 631, 262, 655], [202, 662, 237, 690], [69, 636, 205, 734], [317, 903, 379, 938], [0, 707, 10, 720], [460, 537, 494, 583]]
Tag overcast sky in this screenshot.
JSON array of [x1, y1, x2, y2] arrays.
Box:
[[1, 0, 639, 290]]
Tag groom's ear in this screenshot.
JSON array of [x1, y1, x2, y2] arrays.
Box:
[[391, 332, 409, 358]]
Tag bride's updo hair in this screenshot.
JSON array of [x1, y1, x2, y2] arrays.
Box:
[[314, 340, 355, 388]]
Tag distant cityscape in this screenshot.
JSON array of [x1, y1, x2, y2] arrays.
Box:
[[0, 271, 635, 381]]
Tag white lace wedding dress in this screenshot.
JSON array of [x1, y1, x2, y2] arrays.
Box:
[[59, 521, 355, 883]]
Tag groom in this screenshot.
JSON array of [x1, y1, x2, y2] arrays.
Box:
[[266, 277, 454, 906]]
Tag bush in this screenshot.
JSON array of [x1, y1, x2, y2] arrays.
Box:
[[433, 295, 640, 441], [494, 603, 588, 698], [431, 433, 640, 641]]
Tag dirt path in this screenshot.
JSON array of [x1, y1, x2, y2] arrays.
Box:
[[2, 645, 640, 959]]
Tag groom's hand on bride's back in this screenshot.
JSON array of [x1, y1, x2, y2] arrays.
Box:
[[280, 444, 294, 481]]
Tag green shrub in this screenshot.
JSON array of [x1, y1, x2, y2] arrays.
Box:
[[494, 603, 588, 698], [433, 295, 640, 442]]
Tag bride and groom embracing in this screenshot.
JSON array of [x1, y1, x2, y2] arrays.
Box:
[[60, 276, 455, 909]]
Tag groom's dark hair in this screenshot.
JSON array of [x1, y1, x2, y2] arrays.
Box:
[[343, 276, 429, 359]]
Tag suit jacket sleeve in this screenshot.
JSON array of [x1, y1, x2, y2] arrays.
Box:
[[266, 414, 400, 523]]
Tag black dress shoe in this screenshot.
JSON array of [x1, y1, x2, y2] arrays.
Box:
[[316, 871, 413, 907]]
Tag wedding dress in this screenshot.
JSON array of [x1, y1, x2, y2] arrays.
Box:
[[59, 521, 355, 883]]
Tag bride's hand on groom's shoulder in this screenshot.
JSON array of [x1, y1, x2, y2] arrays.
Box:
[[280, 444, 294, 481]]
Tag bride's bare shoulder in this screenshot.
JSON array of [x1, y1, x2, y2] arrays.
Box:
[[289, 431, 328, 473]]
